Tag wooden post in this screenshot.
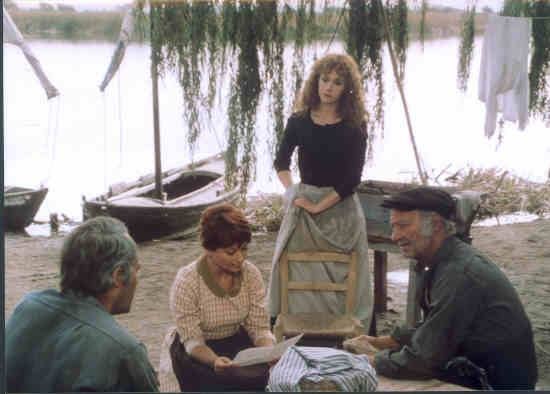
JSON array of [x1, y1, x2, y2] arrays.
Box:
[[374, 250, 388, 313], [150, 4, 163, 200]]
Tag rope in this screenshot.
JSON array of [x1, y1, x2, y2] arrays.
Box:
[[44, 96, 61, 186], [206, 111, 225, 152], [117, 68, 124, 169], [102, 92, 108, 190], [378, 0, 428, 185], [324, 0, 348, 54]]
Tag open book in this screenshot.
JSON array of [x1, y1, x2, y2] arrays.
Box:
[[232, 334, 303, 367]]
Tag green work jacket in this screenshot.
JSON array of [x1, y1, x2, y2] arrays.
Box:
[[6, 289, 159, 392], [374, 236, 538, 390]]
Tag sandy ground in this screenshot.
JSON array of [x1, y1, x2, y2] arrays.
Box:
[[4, 219, 550, 390]]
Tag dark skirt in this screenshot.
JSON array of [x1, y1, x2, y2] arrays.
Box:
[[170, 328, 270, 392]]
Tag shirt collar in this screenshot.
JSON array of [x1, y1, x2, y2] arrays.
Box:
[[413, 235, 459, 273], [197, 255, 242, 298], [61, 289, 109, 312]]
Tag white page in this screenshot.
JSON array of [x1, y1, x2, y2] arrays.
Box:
[[232, 333, 304, 367]]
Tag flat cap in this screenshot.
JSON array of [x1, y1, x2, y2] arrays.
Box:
[[381, 186, 456, 220]]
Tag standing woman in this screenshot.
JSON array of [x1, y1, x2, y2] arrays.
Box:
[[268, 53, 373, 331]]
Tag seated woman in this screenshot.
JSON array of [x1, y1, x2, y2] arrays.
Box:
[[158, 203, 275, 392]]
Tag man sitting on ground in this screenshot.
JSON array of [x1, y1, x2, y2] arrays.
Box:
[[351, 186, 538, 390], [6, 216, 159, 392]]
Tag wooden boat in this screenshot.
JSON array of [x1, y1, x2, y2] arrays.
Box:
[[356, 179, 482, 247], [89, 9, 240, 243], [4, 186, 49, 231], [4, 8, 57, 232], [83, 153, 239, 242]]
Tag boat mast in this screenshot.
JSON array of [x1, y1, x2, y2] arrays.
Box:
[[150, 2, 164, 200]]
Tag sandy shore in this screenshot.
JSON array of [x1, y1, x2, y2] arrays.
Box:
[[5, 219, 550, 390]]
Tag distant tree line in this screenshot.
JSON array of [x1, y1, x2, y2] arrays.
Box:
[[5, 2, 487, 42]]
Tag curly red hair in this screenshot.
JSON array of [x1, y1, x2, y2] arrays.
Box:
[[200, 203, 251, 251], [295, 53, 367, 129]]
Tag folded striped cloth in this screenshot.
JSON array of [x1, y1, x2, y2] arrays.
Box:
[[267, 346, 378, 392]]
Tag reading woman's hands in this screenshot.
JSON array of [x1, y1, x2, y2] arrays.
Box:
[[213, 356, 234, 374]]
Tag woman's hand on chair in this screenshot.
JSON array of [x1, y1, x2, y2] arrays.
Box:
[[293, 197, 320, 214]]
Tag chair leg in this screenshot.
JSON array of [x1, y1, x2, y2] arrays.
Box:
[[368, 310, 377, 336]]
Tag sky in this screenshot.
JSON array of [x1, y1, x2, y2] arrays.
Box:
[[12, 0, 505, 12]]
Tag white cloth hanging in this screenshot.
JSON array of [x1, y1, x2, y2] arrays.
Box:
[[478, 14, 531, 138], [3, 6, 59, 99], [99, 4, 135, 91]]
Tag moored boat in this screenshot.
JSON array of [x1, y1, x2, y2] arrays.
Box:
[[4, 186, 49, 231], [82, 153, 239, 242]]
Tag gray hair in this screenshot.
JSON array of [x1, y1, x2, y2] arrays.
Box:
[[60, 216, 137, 297], [419, 210, 456, 237]]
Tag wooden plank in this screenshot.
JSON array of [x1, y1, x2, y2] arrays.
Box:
[[280, 253, 289, 314], [377, 375, 470, 391], [287, 251, 351, 263], [374, 250, 388, 313], [345, 252, 357, 314], [288, 282, 347, 292]]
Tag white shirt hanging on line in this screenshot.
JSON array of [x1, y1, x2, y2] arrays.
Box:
[[478, 14, 531, 138]]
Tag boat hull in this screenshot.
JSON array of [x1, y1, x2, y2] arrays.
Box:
[[82, 154, 240, 242], [83, 195, 238, 242], [4, 187, 48, 230]]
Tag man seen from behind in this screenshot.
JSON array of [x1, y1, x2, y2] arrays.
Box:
[[6, 216, 159, 392]]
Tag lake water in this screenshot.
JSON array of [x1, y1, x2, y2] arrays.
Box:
[[4, 37, 550, 223]]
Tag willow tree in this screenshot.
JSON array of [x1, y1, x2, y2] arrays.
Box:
[[141, 0, 415, 198], [141, 0, 547, 200]]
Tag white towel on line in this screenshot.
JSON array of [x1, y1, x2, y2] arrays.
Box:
[[478, 14, 531, 137]]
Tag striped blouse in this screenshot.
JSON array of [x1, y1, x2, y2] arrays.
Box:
[[170, 257, 274, 354]]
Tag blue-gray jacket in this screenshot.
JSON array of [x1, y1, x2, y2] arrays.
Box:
[[6, 289, 159, 392]]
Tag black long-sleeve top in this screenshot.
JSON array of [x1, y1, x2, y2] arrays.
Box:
[[274, 111, 367, 199]]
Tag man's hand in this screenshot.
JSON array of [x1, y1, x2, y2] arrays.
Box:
[[366, 335, 400, 350], [213, 356, 234, 375], [293, 197, 319, 214], [343, 335, 380, 356]]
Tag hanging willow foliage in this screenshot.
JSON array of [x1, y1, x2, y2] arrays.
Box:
[[344, 0, 385, 159], [365, 0, 385, 137], [346, 0, 368, 67], [457, 5, 475, 92], [527, 0, 550, 122], [388, 0, 408, 81], [226, 3, 261, 198], [271, 4, 291, 156], [291, 0, 308, 99], [501, 0, 550, 122], [419, 0, 428, 50], [146, 0, 414, 199]]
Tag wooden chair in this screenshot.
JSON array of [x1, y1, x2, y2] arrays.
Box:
[[273, 251, 364, 343]]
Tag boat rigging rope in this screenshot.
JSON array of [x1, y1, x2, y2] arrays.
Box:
[[102, 92, 108, 191], [117, 67, 124, 169], [324, 0, 348, 54], [44, 95, 61, 187]]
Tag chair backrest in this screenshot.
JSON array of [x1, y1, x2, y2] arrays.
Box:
[[279, 251, 358, 315]]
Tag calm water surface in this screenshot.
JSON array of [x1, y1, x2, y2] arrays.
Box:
[[4, 37, 550, 223]]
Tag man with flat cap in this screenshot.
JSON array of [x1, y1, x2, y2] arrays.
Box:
[[349, 186, 538, 390]]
